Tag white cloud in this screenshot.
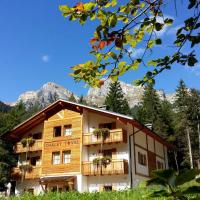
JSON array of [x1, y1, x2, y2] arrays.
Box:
[[41, 54, 50, 63], [128, 48, 144, 58]]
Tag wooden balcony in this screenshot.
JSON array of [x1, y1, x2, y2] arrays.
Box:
[[83, 128, 127, 146], [82, 159, 128, 176], [11, 166, 42, 180], [14, 140, 43, 153]]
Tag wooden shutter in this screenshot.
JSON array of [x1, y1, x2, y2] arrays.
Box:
[[148, 151, 156, 177]]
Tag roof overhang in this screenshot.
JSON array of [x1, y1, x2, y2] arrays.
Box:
[[3, 99, 174, 149]]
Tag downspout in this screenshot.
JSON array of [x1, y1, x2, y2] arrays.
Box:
[[129, 125, 144, 188]]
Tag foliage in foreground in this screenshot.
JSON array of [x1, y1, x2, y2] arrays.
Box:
[[4, 187, 200, 200], [60, 0, 200, 87], [146, 169, 200, 199]]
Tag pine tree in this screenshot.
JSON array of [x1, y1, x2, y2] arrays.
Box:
[[186, 88, 200, 168], [68, 93, 77, 102], [78, 95, 87, 105], [136, 85, 174, 140], [174, 80, 193, 168], [104, 81, 131, 115]]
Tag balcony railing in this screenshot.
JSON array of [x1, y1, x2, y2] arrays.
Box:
[[82, 159, 128, 176], [14, 140, 43, 153], [11, 166, 42, 180], [83, 128, 127, 146]]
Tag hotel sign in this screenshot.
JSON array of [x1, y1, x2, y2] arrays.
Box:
[[44, 138, 80, 149]]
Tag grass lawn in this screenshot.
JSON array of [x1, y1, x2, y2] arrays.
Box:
[[4, 187, 200, 200]]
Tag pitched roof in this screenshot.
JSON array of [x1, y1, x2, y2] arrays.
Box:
[[4, 99, 174, 149]]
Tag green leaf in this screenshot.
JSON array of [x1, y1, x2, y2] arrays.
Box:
[[59, 5, 71, 13], [188, 56, 198, 66], [84, 2, 96, 11], [147, 60, 157, 66], [155, 23, 164, 31], [108, 52, 117, 60], [164, 18, 174, 25], [147, 40, 155, 48], [108, 14, 117, 28], [118, 61, 126, 68], [155, 38, 162, 45], [105, 0, 117, 8], [139, 2, 145, 8], [130, 59, 141, 70]]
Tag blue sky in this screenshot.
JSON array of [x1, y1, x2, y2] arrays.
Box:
[[0, 0, 199, 103]]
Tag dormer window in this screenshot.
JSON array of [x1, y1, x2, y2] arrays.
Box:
[[64, 125, 72, 136], [53, 126, 61, 137], [32, 132, 42, 139]]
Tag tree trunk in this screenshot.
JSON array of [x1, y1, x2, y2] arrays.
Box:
[[197, 115, 200, 169], [186, 128, 193, 169]]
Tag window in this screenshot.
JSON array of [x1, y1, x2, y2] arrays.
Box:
[[63, 151, 71, 164], [64, 125, 72, 136], [138, 152, 147, 166], [27, 188, 34, 194], [52, 152, 60, 165], [30, 156, 40, 166], [32, 132, 42, 139], [54, 126, 61, 137], [99, 122, 116, 129], [157, 160, 164, 170], [103, 186, 112, 191]]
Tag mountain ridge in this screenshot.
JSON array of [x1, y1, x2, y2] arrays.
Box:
[[3, 81, 176, 108]]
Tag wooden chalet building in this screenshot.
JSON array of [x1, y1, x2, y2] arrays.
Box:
[[6, 100, 173, 195]]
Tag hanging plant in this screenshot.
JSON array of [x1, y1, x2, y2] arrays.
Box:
[[19, 164, 33, 173], [21, 137, 35, 148], [101, 156, 112, 168], [93, 157, 111, 168], [93, 128, 110, 140], [93, 157, 101, 168]]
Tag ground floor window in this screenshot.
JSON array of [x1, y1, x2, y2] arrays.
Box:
[[103, 185, 112, 191], [25, 188, 34, 194], [157, 160, 164, 170]]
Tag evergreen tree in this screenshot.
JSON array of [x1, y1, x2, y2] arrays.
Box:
[[136, 85, 175, 140], [104, 81, 131, 115], [174, 80, 193, 168], [186, 88, 200, 168], [68, 93, 77, 102], [78, 95, 87, 105]]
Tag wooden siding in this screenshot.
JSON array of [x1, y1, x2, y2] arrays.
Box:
[[83, 129, 127, 146], [82, 159, 128, 176], [41, 109, 82, 176]]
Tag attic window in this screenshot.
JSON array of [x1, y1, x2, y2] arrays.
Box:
[[53, 126, 61, 137], [32, 132, 42, 139]]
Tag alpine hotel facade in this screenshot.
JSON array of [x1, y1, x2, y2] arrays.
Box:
[[6, 100, 173, 195]]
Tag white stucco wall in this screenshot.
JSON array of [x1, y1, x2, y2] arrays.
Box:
[[87, 175, 129, 192], [15, 179, 43, 195], [134, 146, 149, 176], [134, 131, 147, 148]]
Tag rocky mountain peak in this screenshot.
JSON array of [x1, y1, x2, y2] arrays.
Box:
[[86, 79, 176, 107], [16, 82, 76, 108]]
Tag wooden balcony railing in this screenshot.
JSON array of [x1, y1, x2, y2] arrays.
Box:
[[14, 140, 43, 153], [11, 166, 42, 180], [82, 159, 128, 176], [83, 128, 127, 146]]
